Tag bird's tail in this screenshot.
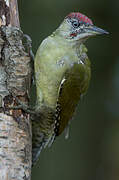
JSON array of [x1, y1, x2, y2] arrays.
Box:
[[32, 120, 45, 166], [32, 106, 56, 166], [32, 142, 43, 166], [32, 130, 55, 166]]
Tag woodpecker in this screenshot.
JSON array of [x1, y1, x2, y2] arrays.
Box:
[[32, 12, 108, 165]]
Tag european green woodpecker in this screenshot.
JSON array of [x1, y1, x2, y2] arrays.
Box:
[[32, 12, 108, 165]]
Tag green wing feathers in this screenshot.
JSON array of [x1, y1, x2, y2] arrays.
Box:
[[55, 55, 91, 136]]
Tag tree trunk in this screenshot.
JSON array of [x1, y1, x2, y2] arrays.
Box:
[[0, 0, 32, 179]]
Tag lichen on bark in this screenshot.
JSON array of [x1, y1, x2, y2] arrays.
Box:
[[0, 0, 32, 179]]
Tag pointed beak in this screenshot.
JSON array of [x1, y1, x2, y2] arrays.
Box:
[[85, 25, 109, 35]]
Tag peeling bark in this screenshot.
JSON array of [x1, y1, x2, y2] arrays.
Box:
[[0, 0, 32, 179]]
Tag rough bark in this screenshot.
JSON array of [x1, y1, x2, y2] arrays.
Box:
[[0, 0, 32, 179]]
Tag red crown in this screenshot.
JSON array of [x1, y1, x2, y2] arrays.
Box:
[[66, 12, 93, 25]]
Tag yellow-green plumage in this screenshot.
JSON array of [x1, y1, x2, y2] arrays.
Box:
[[32, 12, 108, 165], [56, 51, 91, 135], [32, 32, 91, 164]]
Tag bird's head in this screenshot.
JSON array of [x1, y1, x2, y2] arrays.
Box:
[[56, 12, 109, 42]]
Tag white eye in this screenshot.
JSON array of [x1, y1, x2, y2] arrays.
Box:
[[72, 20, 80, 28]]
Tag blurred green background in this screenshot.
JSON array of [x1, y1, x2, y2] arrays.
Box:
[[18, 0, 119, 180]]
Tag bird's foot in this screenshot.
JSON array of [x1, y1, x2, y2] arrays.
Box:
[[8, 96, 36, 115], [22, 34, 35, 84], [23, 34, 34, 61]]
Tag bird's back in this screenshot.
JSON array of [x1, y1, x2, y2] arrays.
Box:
[[32, 35, 91, 165]]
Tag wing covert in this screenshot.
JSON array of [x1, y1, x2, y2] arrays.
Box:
[[55, 61, 91, 136]]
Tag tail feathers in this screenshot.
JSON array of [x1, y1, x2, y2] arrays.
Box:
[[32, 144, 43, 166], [32, 131, 45, 166], [32, 107, 56, 166]]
